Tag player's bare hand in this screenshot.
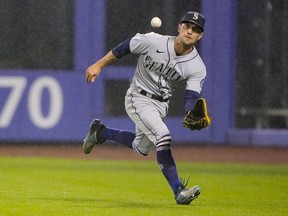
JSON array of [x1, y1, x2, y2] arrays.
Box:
[[85, 51, 117, 83], [85, 64, 101, 83]]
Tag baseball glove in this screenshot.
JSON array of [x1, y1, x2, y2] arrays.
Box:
[[183, 98, 211, 130]]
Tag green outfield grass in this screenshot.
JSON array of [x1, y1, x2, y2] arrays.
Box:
[[0, 157, 287, 216]]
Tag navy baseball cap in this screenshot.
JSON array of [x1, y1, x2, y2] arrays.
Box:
[[181, 11, 205, 31]]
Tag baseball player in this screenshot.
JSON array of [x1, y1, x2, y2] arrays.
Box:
[[83, 11, 211, 205]]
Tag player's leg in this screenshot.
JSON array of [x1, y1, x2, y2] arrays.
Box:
[[149, 121, 201, 204], [83, 89, 161, 154], [126, 90, 201, 204], [125, 90, 182, 193], [91, 89, 158, 156], [101, 127, 135, 149], [83, 119, 136, 154]]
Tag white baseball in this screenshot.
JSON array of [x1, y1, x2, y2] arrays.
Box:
[[151, 17, 162, 28]]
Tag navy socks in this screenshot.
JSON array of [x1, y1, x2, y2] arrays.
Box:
[[101, 127, 135, 149], [157, 149, 181, 195], [101, 127, 181, 195]]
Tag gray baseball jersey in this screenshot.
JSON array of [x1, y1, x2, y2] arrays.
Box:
[[129, 32, 206, 99], [125, 32, 206, 155]]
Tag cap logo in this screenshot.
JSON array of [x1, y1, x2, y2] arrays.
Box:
[[193, 13, 199, 20]]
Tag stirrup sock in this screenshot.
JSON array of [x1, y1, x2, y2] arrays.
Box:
[[102, 127, 135, 149], [157, 148, 181, 194]]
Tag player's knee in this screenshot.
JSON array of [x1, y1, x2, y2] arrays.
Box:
[[132, 142, 153, 156], [156, 133, 172, 151], [140, 152, 149, 157], [136, 149, 150, 157]]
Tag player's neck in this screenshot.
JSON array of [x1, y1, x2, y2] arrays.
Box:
[[174, 38, 194, 56]]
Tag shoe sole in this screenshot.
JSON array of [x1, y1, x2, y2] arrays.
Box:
[[83, 141, 95, 154], [83, 119, 102, 154], [83, 119, 106, 154]]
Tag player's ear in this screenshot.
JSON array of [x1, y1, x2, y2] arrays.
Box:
[[198, 33, 204, 40]]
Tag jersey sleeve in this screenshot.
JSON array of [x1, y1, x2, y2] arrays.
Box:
[[185, 63, 206, 94], [129, 32, 158, 54], [112, 38, 131, 58], [184, 90, 200, 112]]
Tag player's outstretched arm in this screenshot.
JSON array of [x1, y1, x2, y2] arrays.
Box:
[[85, 51, 117, 83]]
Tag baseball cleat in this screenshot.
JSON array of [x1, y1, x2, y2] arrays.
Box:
[[83, 119, 106, 154], [174, 177, 201, 205], [175, 185, 201, 205]]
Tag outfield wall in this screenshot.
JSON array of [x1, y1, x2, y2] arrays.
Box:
[[0, 0, 287, 146]]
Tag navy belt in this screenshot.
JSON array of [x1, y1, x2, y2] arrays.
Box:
[[140, 90, 169, 102]]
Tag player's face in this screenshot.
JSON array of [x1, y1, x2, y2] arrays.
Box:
[[178, 22, 204, 45]]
